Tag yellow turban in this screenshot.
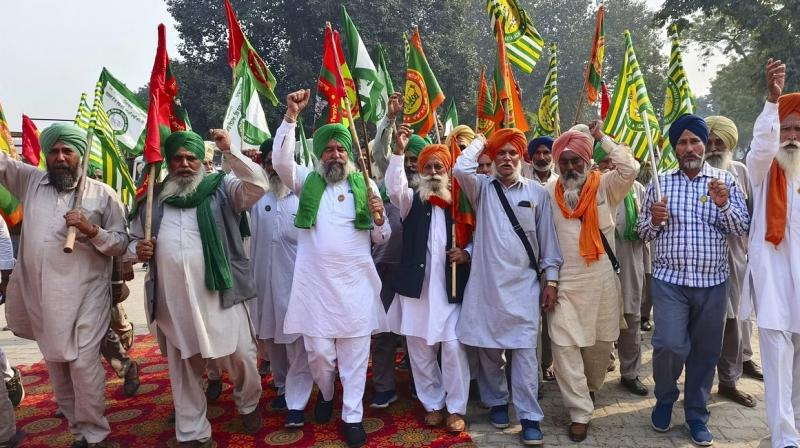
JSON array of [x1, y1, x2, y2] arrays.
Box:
[[705, 116, 738, 151], [445, 125, 475, 148]]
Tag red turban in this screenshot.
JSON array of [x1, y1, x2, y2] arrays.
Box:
[[553, 130, 594, 164], [417, 144, 452, 173], [779, 93, 800, 122], [484, 128, 527, 160]]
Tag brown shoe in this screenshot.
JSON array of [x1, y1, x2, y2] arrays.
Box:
[[569, 422, 589, 442], [718, 384, 757, 407], [424, 410, 444, 427], [240, 407, 262, 433], [446, 413, 466, 432]]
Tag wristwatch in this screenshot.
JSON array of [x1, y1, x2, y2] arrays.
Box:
[[546, 280, 558, 288]]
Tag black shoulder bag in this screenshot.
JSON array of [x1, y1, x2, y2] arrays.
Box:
[[491, 180, 540, 274]]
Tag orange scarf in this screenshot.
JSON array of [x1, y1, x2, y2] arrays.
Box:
[[765, 160, 787, 246], [555, 170, 605, 264]]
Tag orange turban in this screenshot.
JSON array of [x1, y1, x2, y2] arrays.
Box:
[[553, 130, 594, 164], [484, 128, 527, 160], [417, 144, 452, 173], [779, 93, 800, 122]]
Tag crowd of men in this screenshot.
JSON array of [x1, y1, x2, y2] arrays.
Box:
[[0, 59, 798, 448]]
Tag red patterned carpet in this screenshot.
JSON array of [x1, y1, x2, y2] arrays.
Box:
[[14, 335, 474, 447]]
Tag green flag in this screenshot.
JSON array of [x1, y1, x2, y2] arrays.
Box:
[[443, 99, 459, 136], [603, 30, 660, 161], [98, 68, 148, 157], [340, 5, 384, 123], [533, 43, 560, 137], [375, 44, 394, 122], [487, 0, 545, 73], [223, 69, 271, 151], [658, 25, 696, 172]]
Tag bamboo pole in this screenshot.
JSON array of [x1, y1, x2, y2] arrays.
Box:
[[143, 163, 157, 240], [641, 109, 664, 225], [328, 22, 383, 225], [63, 130, 96, 253], [574, 61, 590, 124]]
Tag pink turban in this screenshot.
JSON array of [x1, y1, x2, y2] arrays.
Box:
[[553, 130, 594, 164]]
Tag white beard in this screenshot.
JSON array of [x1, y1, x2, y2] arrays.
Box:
[[561, 170, 588, 210], [160, 171, 205, 203], [418, 173, 452, 204], [495, 161, 523, 183], [776, 140, 800, 180], [268, 172, 290, 198], [533, 161, 553, 173], [704, 151, 733, 170]]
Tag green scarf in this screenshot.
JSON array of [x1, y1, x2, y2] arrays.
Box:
[[622, 191, 639, 241], [163, 172, 233, 291], [295, 171, 372, 230]]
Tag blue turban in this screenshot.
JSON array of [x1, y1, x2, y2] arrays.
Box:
[[527, 136, 554, 159], [668, 114, 708, 149]]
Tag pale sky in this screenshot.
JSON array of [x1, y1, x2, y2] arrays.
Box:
[[0, 0, 725, 132]]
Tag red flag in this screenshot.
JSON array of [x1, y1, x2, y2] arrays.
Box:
[[224, 0, 244, 69], [601, 81, 610, 120], [21, 115, 42, 167], [448, 138, 475, 249], [144, 25, 169, 165], [316, 25, 348, 124]]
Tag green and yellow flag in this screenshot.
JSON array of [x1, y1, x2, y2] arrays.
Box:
[[75, 84, 136, 206], [0, 101, 16, 158], [603, 30, 660, 161], [487, 0, 544, 73], [658, 25, 696, 172], [0, 101, 22, 227], [533, 43, 560, 137], [403, 28, 444, 136]]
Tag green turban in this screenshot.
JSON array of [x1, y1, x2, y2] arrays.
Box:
[[164, 131, 205, 161], [312, 124, 352, 159], [39, 123, 87, 156], [705, 115, 738, 151], [592, 141, 608, 163], [407, 134, 427, 157]]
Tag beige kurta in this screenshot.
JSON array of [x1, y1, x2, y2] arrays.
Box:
[[0, 152, 128, 362], [614, 181, 646, 315], [547, 138, 639, 347]]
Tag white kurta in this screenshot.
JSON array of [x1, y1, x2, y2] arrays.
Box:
[[385, 154, 460, 344], [248, 190, 300, 344], [742, 101, 800, 333], [154, 205, 250, 359], [272, 121, 390, 339], [452, 138, 563, 349], [0, 152, 128, 362]]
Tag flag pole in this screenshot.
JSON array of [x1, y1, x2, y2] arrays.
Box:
[[63, 127, 96, 253], [144, 163, 157, 239], [641, 108, 663, 208], [433, 109, 442, 144], [327, 22, 383, 225], [351, 76, 374, 177], [574, 62, 589, 124]]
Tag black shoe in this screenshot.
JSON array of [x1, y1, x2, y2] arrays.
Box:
[[285, 409, 305, 428], [70, 440, 88, 448], [205, 379, 222, 401], [5, 367, 24, 408], [258, 359, 270, 377], [641, 319, 653, 332], [123, 361, 140, 397], [621, 377, 649, 396], [342, 422, 367, 448], [742, 360, 764, 381], [270, 394, 287, 410], [314, 391, 335, 423]]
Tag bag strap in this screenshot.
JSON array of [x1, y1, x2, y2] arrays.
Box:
[[491, 180, 540, 274], [599, 229, 621, 274]]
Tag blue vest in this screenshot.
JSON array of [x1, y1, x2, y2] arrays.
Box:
[[394, 194, 469, 303]]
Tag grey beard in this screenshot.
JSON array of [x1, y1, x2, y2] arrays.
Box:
[[561, 171, 587, 210], [407, 172, 421, 189], [776, 140, 800, 179], [533, 161, 552, 173], [160, 171, 205, 202], [495, 161, 523, 183], [317, 159, 355, 184], [418, 173, 451, 203], [47, 168, 79, 192], [704, 151, 732, 170], [268, 172, 289, 198]]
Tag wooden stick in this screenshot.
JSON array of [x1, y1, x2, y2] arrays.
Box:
[[502, 98, 510, 128], [63, 130, 96, 253], [433, 109, 442, 144], [641, 109, 663, 216], [574, 61, 590, 124], [350, 73, 374, 178], [144, 163, 157, 240], [328, 22, 383, 225]]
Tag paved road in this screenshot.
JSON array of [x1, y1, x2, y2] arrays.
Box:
[[1, 269, 772, 447]]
